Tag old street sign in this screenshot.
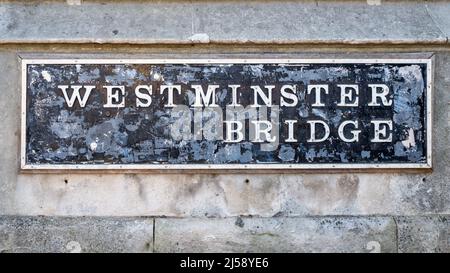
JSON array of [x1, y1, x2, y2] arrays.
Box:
[[21, 58, 432, 170]]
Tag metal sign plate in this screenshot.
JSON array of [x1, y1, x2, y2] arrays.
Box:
[[21, 58, 432, 170]]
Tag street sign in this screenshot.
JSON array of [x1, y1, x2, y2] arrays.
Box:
[[21, 58, 432, 170]]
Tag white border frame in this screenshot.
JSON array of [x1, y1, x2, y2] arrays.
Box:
[[20, 58, 433, 170]]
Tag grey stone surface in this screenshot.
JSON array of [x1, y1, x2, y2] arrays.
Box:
[[0, 52, 20, 215], [0, 1, 193, 44], [426, 3, 450, 42], [193, 1, 446, 44], [0, 0, 449, 253], [3, 173, 445, 217], [0, 1, 447, 44], [278, 173, 443, 216], [0, 50, 448, 218], [397, 216, 450, 253], [154, 217, 397, 253], [0, 216, 154, 253], [433, 53, 450, 214]]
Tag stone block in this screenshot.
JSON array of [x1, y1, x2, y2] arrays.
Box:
[[0, 216, 154, 253], [154, 217, 397, 253]]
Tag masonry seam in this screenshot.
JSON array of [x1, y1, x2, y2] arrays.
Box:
[[393, 216, 400, 253], [152, 218, 156, 253]]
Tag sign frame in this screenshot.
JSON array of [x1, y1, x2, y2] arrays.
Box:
[[20, 58, 433, 170]]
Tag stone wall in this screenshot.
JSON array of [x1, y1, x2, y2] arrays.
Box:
[[1, 0, 450, 253]]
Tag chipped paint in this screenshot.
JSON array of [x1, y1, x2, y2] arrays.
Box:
[[23, 60, 431, 168]]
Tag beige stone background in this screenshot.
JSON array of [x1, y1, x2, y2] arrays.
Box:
[[0, 0, 450, 253]]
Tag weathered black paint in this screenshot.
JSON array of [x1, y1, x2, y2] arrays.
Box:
[[24, 61, 429, 166]]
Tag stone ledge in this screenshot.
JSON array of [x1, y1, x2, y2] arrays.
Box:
[[0, 1, 448, 45]]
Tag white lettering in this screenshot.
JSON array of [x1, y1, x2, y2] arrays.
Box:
[[135, 85, 152, 107], [307, 120, 330, 142], [161, 85, 181, 107], [224, 120, 244, 142], [58, 85, 95, 108], [280, 85, 298, 107], [337, 84, 359, 107], [251, 120, 277, 142], [192, 85, 219, 107], [103, 85, 125, 108], [338, 120, 361, 142], [307, 85, 329, 107], [371, 120, 393, 142], [368, 84, 392, 106], [251, 85, 274, 107], [284, 120, 298, 142]]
